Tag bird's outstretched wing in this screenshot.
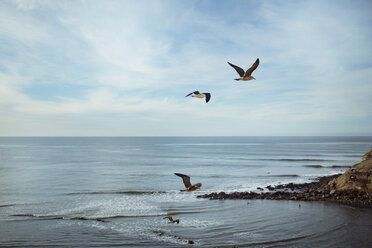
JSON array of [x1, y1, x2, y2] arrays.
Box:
[[175, 173, 192, 188], [244, 58, 259, 77], [185, 91, 200, 97], [227, 62, 245, 77], [163, 216, 173, 221], [203, 93, 211, 103]]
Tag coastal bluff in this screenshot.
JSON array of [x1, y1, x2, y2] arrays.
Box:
[[330, 148, 372, 197], [198, 149, 372, 208]]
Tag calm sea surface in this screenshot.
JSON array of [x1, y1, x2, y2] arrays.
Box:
[[1, 136, 372, 247]]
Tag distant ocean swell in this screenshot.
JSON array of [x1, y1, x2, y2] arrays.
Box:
[[230, 158, 336, 162], [302, 165, 350, 168], [65, 190, 167, 196]]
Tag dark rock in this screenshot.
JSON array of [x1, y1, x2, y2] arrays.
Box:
[[266, 185, 275, 190], [197, 173, 372, 208]]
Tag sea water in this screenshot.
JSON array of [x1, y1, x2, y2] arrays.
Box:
[[1, 136, 372, 247]]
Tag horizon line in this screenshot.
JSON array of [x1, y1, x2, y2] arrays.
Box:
[[1, 135, 372, 138]]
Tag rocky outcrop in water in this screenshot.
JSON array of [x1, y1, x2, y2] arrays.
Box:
[[198, 149, 372, 208]]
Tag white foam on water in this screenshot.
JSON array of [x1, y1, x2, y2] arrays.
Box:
[[203, 174, 332, 193], [42, 192, 205, 220], [51, 191, 220, 246], [61, 218, 196, 246], [175, 218, 223, 228], [55, 196, 163, 218], [232, 230, 264, 238]]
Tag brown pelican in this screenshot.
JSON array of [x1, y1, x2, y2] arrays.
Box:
[[228, 58, 260, 81], [163, 216, 180, 224], [175, 173, 202, 192], [185, 91, 211, 103]]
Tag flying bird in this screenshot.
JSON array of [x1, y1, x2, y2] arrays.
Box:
[[174, 173, 202, 192], [185, 91, 211, 103], [163, 216, 180, 224], [228, 58, 260, 81]]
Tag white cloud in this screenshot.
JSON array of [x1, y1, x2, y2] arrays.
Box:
[[0, 0, 371, 136]]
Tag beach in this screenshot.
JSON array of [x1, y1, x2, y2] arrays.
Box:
[[1, 136, 372, 247]]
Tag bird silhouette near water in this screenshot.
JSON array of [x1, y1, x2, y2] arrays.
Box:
[[175, 173, 202, 192], [185, 91, 211, 103], [163, 216, 180, 224], [228, 58, 260, 81]]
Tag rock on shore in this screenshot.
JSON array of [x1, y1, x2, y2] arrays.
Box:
[[198, 149, 372, 208]]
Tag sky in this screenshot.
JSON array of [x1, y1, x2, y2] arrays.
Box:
[[1, 0, 372, 136]]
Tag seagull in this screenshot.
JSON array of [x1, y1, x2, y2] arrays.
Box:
[[175, 173, 202, 192], [227, 58, 260, 81], [163, 216, 180, 224], [185, 91, 211, 103]]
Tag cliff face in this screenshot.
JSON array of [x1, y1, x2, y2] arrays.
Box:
[[331, 149, 372, 198]]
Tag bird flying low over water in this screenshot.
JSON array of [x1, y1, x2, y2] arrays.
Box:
[[185, 91, 211, 103], [228, 58, 260, 81], [163, 216, 180, 224], [175, 173, 202, 192]]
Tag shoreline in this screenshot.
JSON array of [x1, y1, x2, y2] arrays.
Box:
[[197, 174, 372, 208]]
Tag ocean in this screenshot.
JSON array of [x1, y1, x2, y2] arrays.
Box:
[[1, 136, 372, 247]]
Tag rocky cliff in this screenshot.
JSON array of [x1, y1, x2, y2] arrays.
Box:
[[330, 149, 372, 198]]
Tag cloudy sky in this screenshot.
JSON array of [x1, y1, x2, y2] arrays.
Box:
[[1, 0, 372, 136]]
